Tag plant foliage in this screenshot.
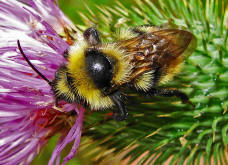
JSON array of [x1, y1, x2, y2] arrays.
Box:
[[62, 0, 228, 164]]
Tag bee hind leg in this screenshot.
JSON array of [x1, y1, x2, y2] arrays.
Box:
[[110, 92, 128, 121], [144, 88, 194, 108]]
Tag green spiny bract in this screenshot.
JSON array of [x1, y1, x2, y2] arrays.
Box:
[[62, 0, 228, 164]]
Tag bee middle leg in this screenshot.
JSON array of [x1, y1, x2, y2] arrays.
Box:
[[110, 92, 128, 121], [144, 88, 194, 108]]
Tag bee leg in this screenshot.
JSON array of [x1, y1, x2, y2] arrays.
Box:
[[145, 88, 194, 108], [55, 97, 59, 107], [110, 92, 128, 121], [53, 97, 63, 111], [63, 49, 69, 59]]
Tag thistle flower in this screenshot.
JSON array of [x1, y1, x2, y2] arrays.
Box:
[[0, 0, 85, 164]]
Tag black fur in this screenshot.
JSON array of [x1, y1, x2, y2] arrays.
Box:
[[85, 48, 113, 90], [110, 91, 127, 121]]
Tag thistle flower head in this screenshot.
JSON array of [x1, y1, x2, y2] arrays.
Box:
[[0, 0, 85, 164]]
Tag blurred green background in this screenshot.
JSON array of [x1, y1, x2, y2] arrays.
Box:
[[58, 0, 136, 24], [59, 0, 228, 26]]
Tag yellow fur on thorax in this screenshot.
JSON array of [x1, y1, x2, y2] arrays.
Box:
[[67, 40, 132, 110], [135, 26, 161, 33], [116, 28, 138, 40], [102, 44, 133, 85]]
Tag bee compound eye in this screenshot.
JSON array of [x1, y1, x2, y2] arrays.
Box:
[[85, 49, 113, 89]]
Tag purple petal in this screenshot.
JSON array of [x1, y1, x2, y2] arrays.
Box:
[[20, 0, 78, 35], [48, 106, 85, 165], [0, 0, 85, 164]]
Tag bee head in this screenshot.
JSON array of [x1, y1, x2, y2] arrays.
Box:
[[83, 27, 101, 46]]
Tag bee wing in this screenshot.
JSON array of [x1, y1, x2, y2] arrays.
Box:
[[118, 29, 197, 80], [152, 29, 197, 60], [119, 29, 196, 60]]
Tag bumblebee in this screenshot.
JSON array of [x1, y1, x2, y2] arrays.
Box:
[[17, 24, 196, 121]]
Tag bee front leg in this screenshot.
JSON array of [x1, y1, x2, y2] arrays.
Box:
[[63, 49, 69, 59], [110, 92, 128, 121], [144, 88, 194, 108], [53, 97, 63, 111], [55, 97, 60, 107]]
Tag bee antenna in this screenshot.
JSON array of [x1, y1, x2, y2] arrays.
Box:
[[17, 40, 51, 85]]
